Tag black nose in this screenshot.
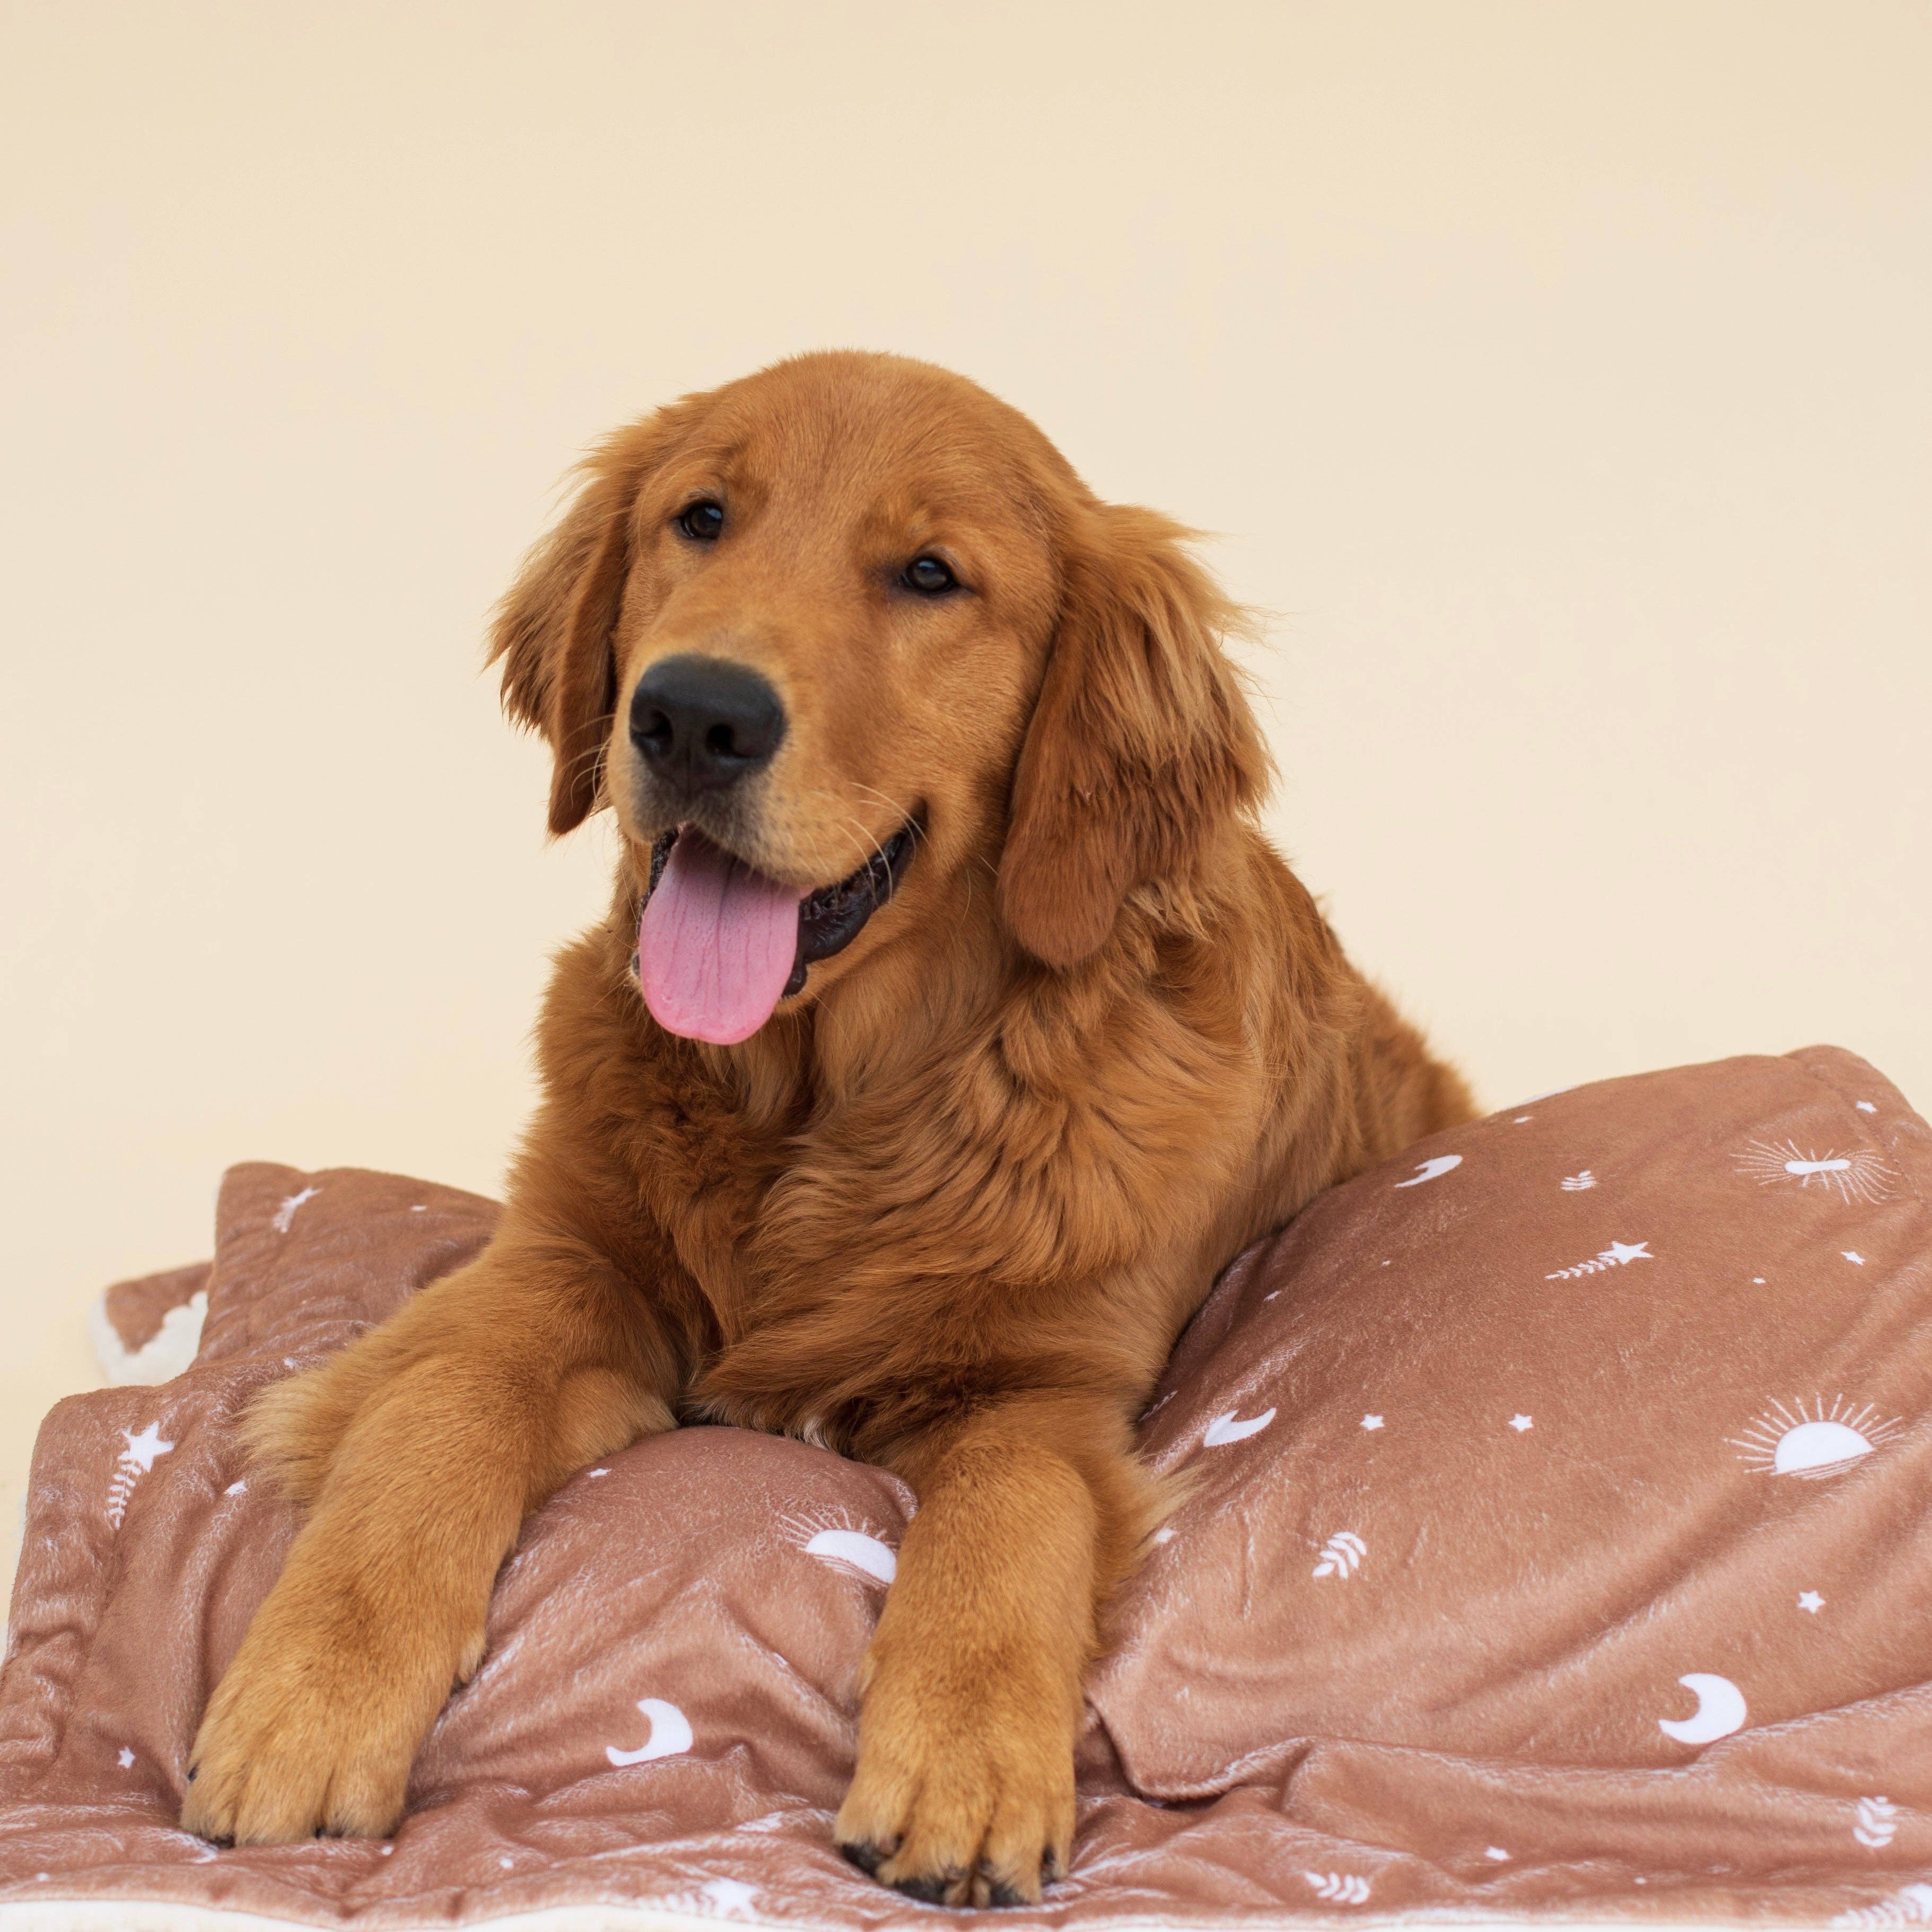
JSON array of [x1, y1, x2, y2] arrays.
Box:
[[628, 654, 786, 797]]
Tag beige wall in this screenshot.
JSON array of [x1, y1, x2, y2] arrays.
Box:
[[4, 1, 1928, 1587]]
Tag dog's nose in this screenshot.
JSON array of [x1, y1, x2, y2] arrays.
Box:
[[628, 654, 786, 796]]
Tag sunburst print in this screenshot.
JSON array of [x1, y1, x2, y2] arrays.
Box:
[[775, 1504, 899, 1584], [1728, 1395, 1903, 1479], [1734, 1139, 1898, 1205]]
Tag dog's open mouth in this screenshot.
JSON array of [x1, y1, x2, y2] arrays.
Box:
[[631, 819, 918, 1044]]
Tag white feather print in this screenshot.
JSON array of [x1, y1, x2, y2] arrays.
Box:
[[1312, 1531, 1366, 1579], [1833, 1884, 1932, 1929], [1304, 1872, 1371, 1904]]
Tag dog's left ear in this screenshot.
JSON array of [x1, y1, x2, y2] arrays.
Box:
[[487, 415, 677, 835], [997, 503, 1271, 968]]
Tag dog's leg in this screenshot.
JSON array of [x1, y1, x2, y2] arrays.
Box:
[[182, 1240, 671, 1844], [834, 1389, 1165, 1908]]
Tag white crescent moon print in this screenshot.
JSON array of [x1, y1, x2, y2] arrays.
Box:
[[1657, 1674, 1747, 1745], [606, 1698, 694, 1767], [1203, 1408, 1275, 1446], [1394, 1155, 1462, 1188]]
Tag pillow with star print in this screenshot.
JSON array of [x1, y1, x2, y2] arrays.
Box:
[[1086, 1045, 1929, 1800]]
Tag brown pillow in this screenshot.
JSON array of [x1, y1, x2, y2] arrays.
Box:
[[3, 1046, 1929, 1928], [1096, 1045, 1932, 1888]]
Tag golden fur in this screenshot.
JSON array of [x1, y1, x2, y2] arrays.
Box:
[[182, 351, 1474, 1905]]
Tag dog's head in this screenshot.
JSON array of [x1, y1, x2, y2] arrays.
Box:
[[490, 352, 1267, 1044]]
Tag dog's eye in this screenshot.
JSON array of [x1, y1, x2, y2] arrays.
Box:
[[677, 500, 725, 542], [902, 555, 956, 595]]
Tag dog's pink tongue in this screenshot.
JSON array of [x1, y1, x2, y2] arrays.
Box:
[[639, 831, 802, 1044]]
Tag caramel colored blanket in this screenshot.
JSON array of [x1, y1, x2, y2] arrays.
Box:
[[4, 1046, 1930, 1930]]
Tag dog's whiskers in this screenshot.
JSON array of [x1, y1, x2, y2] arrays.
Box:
[[791, 782, 910, 881]]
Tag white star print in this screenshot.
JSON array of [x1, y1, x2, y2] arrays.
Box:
[[1843, 1251, 1866, 1265], [1509, 1414, 1534, 1432], [1361, 1414, 1384, 1430], [120, 1423, 173, 1472], [1798, 1591, 1824, 1614], [117, 1747, 135, 1768], [1545, 1239, 1653, 1281]]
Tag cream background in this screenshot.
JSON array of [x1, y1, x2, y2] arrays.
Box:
[[3, 2, 1928, 1596]]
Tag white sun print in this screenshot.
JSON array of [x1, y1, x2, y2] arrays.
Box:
[[106, 1422, 174, 1528], [1734, 1139, 1898, 1205], [777, 1506, 898, 1585], [1545, 1240, 1651, 1280], [1728, 1395, 1903, 1479]]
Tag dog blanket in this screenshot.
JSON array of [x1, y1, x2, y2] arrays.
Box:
[[3, 1045, 1929, 1929]]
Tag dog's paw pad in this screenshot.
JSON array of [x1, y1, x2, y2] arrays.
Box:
[[837, 1839, 890, 1877], [892, 1870, 961, 1905]]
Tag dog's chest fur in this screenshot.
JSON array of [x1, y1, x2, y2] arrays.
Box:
[[540, 908, 1277, 1458]]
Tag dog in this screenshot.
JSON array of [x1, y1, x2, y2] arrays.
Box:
[[182, 351, 1474, 1905]]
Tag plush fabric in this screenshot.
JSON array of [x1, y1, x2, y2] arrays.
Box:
[[91, 1263, 210, 1387], [3, 1046, 1929, 1929]]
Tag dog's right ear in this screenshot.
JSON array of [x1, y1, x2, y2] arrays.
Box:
[[487, 416, 678, 835]]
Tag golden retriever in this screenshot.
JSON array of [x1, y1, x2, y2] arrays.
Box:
[[183, 351, 1474, 1905]]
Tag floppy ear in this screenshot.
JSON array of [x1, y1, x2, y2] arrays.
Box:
[[996, 503, 1271, 968], [486, 418, 671, 835]]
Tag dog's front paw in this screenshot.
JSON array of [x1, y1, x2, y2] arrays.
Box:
[[182, 1590, 458, 1844], [833, 1668, 1076, 1908]]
